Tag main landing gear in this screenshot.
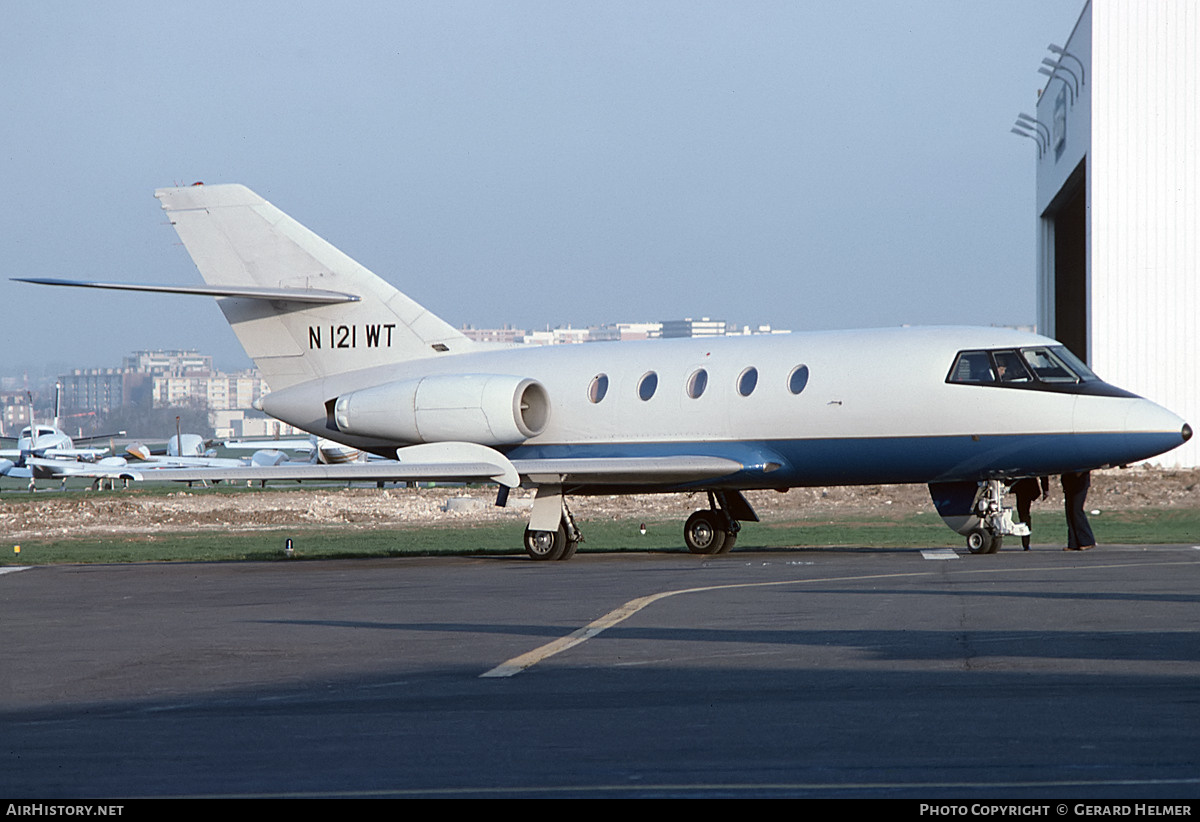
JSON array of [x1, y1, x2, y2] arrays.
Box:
[[683, 491, 753, 555], [518, 486, 758, 561], [523, 514, 582, 561], [522, 485, 582, 561]]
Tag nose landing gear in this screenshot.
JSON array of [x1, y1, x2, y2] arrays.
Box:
[[930, 479, 1031, 555]]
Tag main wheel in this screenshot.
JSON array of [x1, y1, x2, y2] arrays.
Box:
[[965, 529, 994, 555], [558, 537, 579, 561], [684, 511, 727, 555], [524, 524, 567, 561]]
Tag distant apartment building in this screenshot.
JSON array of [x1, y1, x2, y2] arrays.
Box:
[[58, 349, 268, 418], [0, 390, 32, 437], [212, 409, 303, 440], [524, 326, 593, 346], [461, 319, 783, 344], [459, 325, 527, 344], [610, 322, 663, 340], [59, 350, 211, 416], [728, 324, 788, 336], [58, 369, 151, 415], [122, 349, 213, 374], [151, 369, 266, 411], [659, 318, 727, 338]]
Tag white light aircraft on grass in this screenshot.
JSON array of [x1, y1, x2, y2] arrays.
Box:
[[26, 431, 364, 487], [18, 183, 1192, 558], [223, 435, 363, 465], [29, 431, 308, 485], [0, 423, 111, 486], [0, 390, 113, 488]]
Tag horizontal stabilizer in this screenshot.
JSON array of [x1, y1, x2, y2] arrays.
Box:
[[14, 278, 361, 304], [154, 183, 472, 389]]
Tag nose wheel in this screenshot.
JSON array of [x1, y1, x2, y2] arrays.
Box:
[[931, 479, 1025, 554], [965, 528, 1001, 554]]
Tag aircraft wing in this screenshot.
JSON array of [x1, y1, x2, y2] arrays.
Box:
[[51, 459, 520, 486], [32, 447, 109, 459], [510, 456, 745, 485], [38, 442, 524, 487], [223, 439, 318, 451], [27, 446, 747, 489], [27, 457, 128, 479]]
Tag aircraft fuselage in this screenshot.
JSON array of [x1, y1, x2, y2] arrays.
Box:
[[261, 324, 1189, 493]]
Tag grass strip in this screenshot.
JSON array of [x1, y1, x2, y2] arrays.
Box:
[[4, 510, 1198, 565]]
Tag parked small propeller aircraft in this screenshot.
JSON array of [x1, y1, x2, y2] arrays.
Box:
[[0, 423, 111, 486], [223, 435, 362, 465], [0, 389, 113, 488], [17, 183, 1191, 558]]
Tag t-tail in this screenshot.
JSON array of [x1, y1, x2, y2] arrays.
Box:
[[155, 184, 472, 390]]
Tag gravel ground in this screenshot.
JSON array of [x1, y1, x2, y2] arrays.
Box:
[[1, 466, 1195, 542]]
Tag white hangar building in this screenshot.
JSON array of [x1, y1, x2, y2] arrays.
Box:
[[1017, 0, 1197, 467]]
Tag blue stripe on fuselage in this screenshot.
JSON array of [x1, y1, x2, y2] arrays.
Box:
[[508, 430, 1180, 490]]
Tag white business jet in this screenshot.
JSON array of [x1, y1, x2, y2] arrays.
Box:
[[17, 184, 1191, 558]]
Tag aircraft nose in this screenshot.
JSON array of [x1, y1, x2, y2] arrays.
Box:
[[1122, 398, 1191, 459], [1125, 397, 1186, 431]]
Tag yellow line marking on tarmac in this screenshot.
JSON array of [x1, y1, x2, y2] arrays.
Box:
[[480, 556, 1200, 678], [482, 568, 939, 678]]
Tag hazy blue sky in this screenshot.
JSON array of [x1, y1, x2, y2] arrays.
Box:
[[1, 1, 1085, 376]]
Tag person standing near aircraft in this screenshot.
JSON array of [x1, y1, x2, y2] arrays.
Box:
[[1060, 471, 1095, 551], [1013, 476, 1049, 551]]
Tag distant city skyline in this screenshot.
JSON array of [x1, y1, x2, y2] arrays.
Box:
[[1, 2, 1085, 377], [3, 314, 791, 386]]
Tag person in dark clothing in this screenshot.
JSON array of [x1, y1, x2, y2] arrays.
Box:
[[1060, 471, 1096, 551], [1013, 476, 1050, 550]]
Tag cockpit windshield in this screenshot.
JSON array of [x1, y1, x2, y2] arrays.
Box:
[[948, 346, 1099, 388]]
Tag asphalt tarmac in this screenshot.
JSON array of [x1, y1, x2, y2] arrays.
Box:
[[3, 543, 1199, 798]]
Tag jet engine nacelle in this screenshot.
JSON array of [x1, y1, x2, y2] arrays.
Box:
[[331, 374, 551, 446]]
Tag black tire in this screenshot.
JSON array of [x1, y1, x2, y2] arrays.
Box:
[[717, 532, 737, 554], [965, 529, 994, 555], [558, 538, 579, 561], [684, 510, 727, 555], [524, 525, 567, 561]]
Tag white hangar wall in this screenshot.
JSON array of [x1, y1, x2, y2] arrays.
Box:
[[1036, 0, 1198, 467]]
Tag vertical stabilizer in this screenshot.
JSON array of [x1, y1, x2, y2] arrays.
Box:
[[156, 184, 471, 390]]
